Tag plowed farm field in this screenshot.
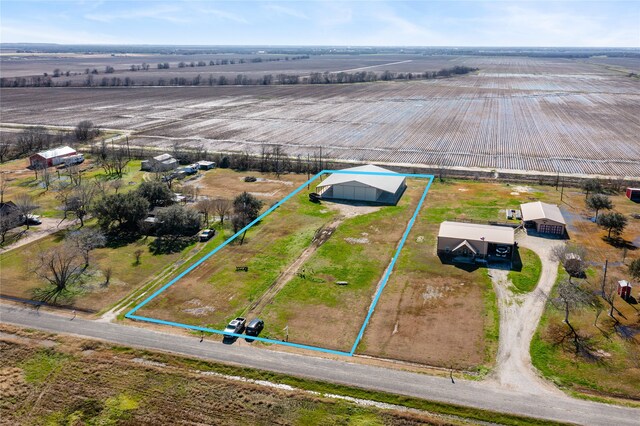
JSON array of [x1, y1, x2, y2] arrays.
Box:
[[2, 56, 639, 176]]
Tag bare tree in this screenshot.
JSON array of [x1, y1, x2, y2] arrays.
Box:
[[13, 193, 38, 229], [16, 126, 50, 157], [40, 165, 52, 191], [75, 120, 96, 141], [270, 144, 286, 177], [66, 228, 106, 267], [54, 179, 75, 221], [196, 198, 216, 225], [0, 143, 11, 163], [32, 245, 85, 304], [69, 182, 96, 227], [0, 210, 20, 244], [551, 244, 587, 281], [552, 279, 593, 354], [110, 178, 124, 194], [133, 248, 143, 265], [213, 198, 232, 226], [0, 173, 8, 203]]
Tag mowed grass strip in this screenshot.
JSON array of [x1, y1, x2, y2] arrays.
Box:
[[258, 183, 422, 352], [137, 192, 340, 330], [508, 247, 542, 294]]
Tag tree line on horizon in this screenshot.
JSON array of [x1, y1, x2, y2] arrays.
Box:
[[0, 66, 478, 88]]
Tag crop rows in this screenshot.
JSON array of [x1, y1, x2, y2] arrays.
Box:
[[2, 60, 639, 176]]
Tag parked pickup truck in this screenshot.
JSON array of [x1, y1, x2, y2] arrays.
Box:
[[223, 317, 246, 337]]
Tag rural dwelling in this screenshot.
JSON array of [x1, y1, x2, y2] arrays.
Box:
[[626, 187, 640, 202], [29, 146, 77, 168], [316, 164, 406, 205], [141, 153, 178, 172], [437, 221, 515, 262], [520, 201, 566, 235], [618, 280, 632, 300]]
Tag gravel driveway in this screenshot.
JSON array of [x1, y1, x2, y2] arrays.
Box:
[[487, 231, 565, 395]]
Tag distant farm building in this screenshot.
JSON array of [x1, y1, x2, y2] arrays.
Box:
[[520, 201, 566, 235], [316, 164, 406, 205], [29, 146, 77, 168], [618, 280, 632, 299], [197, 160, 216, 170], [626, 188, 640, 202], [437, 221, 515, 261], [141, 153, 178, 172]]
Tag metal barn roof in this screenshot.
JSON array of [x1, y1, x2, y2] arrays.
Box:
[[438, 221, 515, 245], [520, 201, 566, 225], [153, 153, 174, 162], [35, 146, 76, 159], [316, 164, 405, 194]]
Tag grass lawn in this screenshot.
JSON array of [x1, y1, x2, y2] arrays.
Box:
[[531, 266, 640, 400], [137, 190, 341, 329], [258, 183, 422, 351], [0, 223, 200, 314], [508, 247, 542, 294]]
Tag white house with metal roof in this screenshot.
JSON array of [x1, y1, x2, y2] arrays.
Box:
[[437, 221, 515, 260], [520, 201, 566, 235], [316, 164, 407, 205]]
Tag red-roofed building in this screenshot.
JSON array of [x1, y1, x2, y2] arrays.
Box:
[[29, 146, 77, 168]]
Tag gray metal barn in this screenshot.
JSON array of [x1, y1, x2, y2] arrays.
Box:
[[520, 201, 566, 235], [316, 165, 407, 205]]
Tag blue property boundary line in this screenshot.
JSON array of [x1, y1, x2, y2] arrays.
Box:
[[126, 169, 434, 357]]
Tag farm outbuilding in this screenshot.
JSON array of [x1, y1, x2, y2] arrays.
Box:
[[316, 165, 406, 205], [626, 188, 640, 202], [141, 153, 178, 172], [197, 160, 216, 170], [520, 201, 566, 235], [437, 221, 515, 261], [29, 146, 77, 168], [618, 280, 632, 299]]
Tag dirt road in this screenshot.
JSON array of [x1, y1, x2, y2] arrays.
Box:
[[488, 232, 565, 395]]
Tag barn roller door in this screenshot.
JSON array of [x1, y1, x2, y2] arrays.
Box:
[[538, 224, 564, 234]]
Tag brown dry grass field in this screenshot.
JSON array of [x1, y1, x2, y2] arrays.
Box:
[[0, 325, 450, 426], [2, 56, 639, 176]]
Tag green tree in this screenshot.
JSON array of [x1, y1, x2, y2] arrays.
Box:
[[136, 180, 174, 208], [582, 178, 603, 199], [232, 192, 263, 244], [597, 211, 628, 239], [93, 192, 149, 232], [155, 205, 201, 238], [585, 193, 612, 220]]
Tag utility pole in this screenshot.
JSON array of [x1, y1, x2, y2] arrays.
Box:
[[560, 179, 565, 202], [601, 259, 608, 297]]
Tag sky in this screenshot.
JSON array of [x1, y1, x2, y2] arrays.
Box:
[[1, 1, 638, 47]]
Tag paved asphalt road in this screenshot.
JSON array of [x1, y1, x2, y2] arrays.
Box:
[[2, 305, 638, 425]]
